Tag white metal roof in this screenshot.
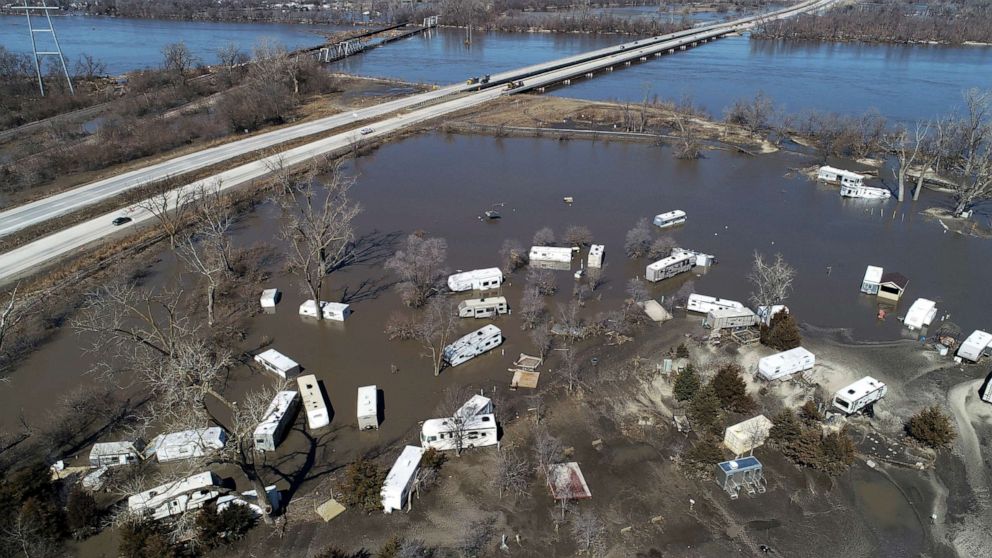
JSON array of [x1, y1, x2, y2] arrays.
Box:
[[128, 471, 218, 512], [455, 394, 493, 419], [260, 288, 279, 301], [588, 244, 604, 256], [708, 307, 757, 319], [863, 266, 883, 283], [382, 445, 424, 497], [447, 268, 502, 290], [819, 165, 865, 179], [654, 209, 686, 222], [154, 427, 227, 460], [255, 391, 298, 437], [90, 441, 139, 458], [836, 376, 885, 402], [759, 347, 814, 369], [458, 296, 507, 309], [254, 349, 299, 373], [647, 252, 693, 270], [357, 385, 377, 417], [905, 298, 937, 327]]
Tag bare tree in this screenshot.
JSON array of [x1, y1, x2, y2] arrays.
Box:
[[670, 280, 696, 311], [532, 227, 556, 247], [625, 277, 649, 303], [532, 426, 563, 477], [161, 42, 197, 84], [888, 122, 928, 202], [215, 42, 249, 85], [73, 53, 106, 80], [519, 285, 547, 330], [526, 267, 558, 296], [570, 509, 607, 557], [138, 184, 196, 248], [623, 218, 653, 259], [528, 322, 553, 360], [280, 158, 361, 319], [176, 185, 234, 327], [436, 385, 475, 455], [647, 236, 677, 260], [416, 298, 460, 376], [563, 225, 593, 248], [0, 284, 21, 359], [672, 96, 702, 160], [586, 264, 606, 292], [947, 89, 992, 216], [499, 238, 528, 274], [725, 91, 776, 134], [557, 343, 585, 393], [385, 234, 448, 308], [490, 450, 531, 499], [914, 119, 948, 201], [747, 252, 796, 311]]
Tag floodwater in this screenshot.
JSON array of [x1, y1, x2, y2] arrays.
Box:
[[850, 466, 930, 557], [0, 15, 348, 73], [4, 133, 990, 459]]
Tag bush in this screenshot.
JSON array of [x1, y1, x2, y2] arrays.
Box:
[[66, 486, 100, 538], [760, 311, 802, 351], [710, 363, 756, 414], [672, 363, 700, 402], [119, 519, 177, 558], [689, 384, 724, 435], [769, 409, 803, 447], [196, 502, 258, 548], [798, 400, 824, 425], [675, 342, 690, 359], [683, 435, 725, 469], [906, 406, 957, 449], [337, 457, 386, 514], [770, 409, 856, 475]]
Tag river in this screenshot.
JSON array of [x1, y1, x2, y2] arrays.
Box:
[[0, 14, 348, 73]]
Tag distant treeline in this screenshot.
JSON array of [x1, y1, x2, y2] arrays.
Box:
[[752, 0, 992, 45]]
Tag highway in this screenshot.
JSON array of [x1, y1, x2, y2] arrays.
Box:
[[0, 0, 836, 283]]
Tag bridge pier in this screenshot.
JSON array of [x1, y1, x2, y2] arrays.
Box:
[[654, 52, 661, 57], [538, 87, 545, 92], [624, 61, 631, 66], [585, 72, 593, 78], [680, 45, 686, 50], [564, 79, 571, 85], [669, 48, 675, 54], [639, 56, 646, 61], [606, 66, 613, 71]]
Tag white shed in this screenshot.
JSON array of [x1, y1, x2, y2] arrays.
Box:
[[253, 391, 299, 452], [757, 347, 815, 381], [958, 330, 992, 362], [89, 441, 141, 467], [153, 427, 227, 463], [861, 266, 883, 295], [299, 300, 352, 321], [904, 298, 937, 330], [259, 289, 281, 309], [381, 445, 424, 513], [723, 415, 773, 456], [357, 385, 379, 430], [254, 349, 301, 379], [447, 268, 503, 292], [587, 244, 605, 269], [297, 374, 330, 430]]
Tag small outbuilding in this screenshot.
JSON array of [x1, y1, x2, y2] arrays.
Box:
[[381, 445, 425, 513], [715, 457, 766, 499], [299, 300, 352, 321], [877, 272, 908, 302], [861, 266, 883, 295], [705, 307, 758, 331], [254, 349, 301, 379], [89, 441, 141, 468], [357, 385, 379, 430], [259, 289, 281, 309], [723, 415, 773, 456]]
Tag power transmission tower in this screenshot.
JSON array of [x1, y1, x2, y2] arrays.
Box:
[[11, 0, 74, 96]]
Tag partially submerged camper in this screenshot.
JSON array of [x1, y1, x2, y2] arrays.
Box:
[[254, 391, 300, 452], [357, 385, 379, 430], [645, 252, 694, 282], [958, 330, 992, 362], [587, 244, 605, 268], [151, 427, 227, 463], [672, 247, 716, 267], [529, 246, 573, 265], [254, 349, 301, 379], [259, 288, 281, 309], [832, 376, 887, 415], [128, 471, 222, 521], [757, 347, 815, 381], [841, 183, 891, 199], [299, 300, 352, 322], [447, 268, 503, 292], [904, 298, 937, 330], [687, 294, 744, 314], [861, 266, 884, 295], [705, 307, 758, 331], [457, 297, 508, 319], [89, 441, 141, 468], [297, 374, 330, 430], [381, 445, 425, 513], [442, 325, 503, 367], [878, 272, 908, 302], [653, 210, 686, 229], [723, 415, 773, 456], [817, 165, 865, 187]]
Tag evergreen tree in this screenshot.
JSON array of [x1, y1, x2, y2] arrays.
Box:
[[689, 384, 724, 435], [906, 406, 957, 449], [673, 364, 700, 402], [760, 311, 802, 350], [710, 363, 756, 414]]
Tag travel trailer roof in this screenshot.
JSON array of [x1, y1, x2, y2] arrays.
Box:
[[836, 376, 885, 403], [255, 391, 298, 437], [819, 165, 865, 180], [357, 385, 377, 417], [863, 266, 883, 283], [904, 298, 937, 328]]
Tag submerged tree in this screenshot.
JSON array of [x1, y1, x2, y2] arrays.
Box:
[[946, 89, 992, 217], [623, 218, 653, 259], [748, 252, 796, 311], [385, 234, 448, 308]]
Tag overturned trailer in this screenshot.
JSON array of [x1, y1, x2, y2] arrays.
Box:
[[381, 445, 425, 514], [442, 325, 503, 367], [150, 427, 227, 463], [447, 268, 503, 292], [128, 471, 222, 520]]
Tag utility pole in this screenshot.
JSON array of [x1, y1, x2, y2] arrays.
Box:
[[11, 0, 74, 96]]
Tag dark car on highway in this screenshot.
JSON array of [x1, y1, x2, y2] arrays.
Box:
[[112, 216, 132, 226]]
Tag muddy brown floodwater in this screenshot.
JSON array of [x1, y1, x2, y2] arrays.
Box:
[[2, 132, 988, 555]]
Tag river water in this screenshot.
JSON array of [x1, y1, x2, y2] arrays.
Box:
[[0, 15, 347, 73]]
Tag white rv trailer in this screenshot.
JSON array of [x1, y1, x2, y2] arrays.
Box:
[[645, 253, 694, 283], [861, 266, 884, 295], [958, 330, 992, 362], [254, 349, 301, 379], [299, 300, 352, 321], [653, 210, 687, 228], [420, 414, 498, 451], [357, 385, 379, 430], [756, 305, 789, 326], [456, 394, 493, 419], [442, 325, 503, 367], [253, 391, 300, 452], [259, 288, 281, 309], [529, 246, 573, 264], [152, 427, 227, 463], [817, 166, 865, 187], [705, 307, 758, 331], [832, 376, 887, 414], [687, 294, 745, 314], [757, 347, 815, 381], [672, 247, 715, 267], [127, 471, 222, 521], [447, 268, 503, 292], [89, 441, 141, 467], [381, 445, 425, 514], [587, 244, 605, 268], [296, 374, 330, 430], [458, 297, 509, 319], [904, 298, 938, 330], [840, 183, 892, 199]]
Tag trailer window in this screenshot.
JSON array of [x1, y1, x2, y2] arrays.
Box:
[[835, 399, 849, 409]]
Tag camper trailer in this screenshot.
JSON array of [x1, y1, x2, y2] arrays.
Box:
[[89, 441, 141, 467], [878, 272, 908, 302], [904, 298, 937, 330], [757, 347, 815, 381], [723, 415, 773, 456], [447, 268, 503, 292], [381, 445, 425, 513], [756, 305, 788, 326], [297, 374, 330, 430], [645, 253, 694, 283], [705, 307, 758, 331], [442, 325, 503, 367], [357, 385, 379, 430], [458, 297, 509, 319], [861, 266, 883, 295], [840, 183, 892, 199], [421, 413, 498, 451], [299, 300, 352, 321], [259, 289, 281, 309], [128, 472, 222, 521], [672, 247, 716, 267], [254, 349, 301, 379], [958, 330, 992, 362], [529, 246, 573, 264], [653, 210, 687, 228], [456, 394, 494, 419], [817, 166, 865, 187], [152, 427, 227, 463], [587, 244, 605, 268], [687, 294, 745, 314], [253, 391, 300, 452], [832, 376, 887, 414]]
